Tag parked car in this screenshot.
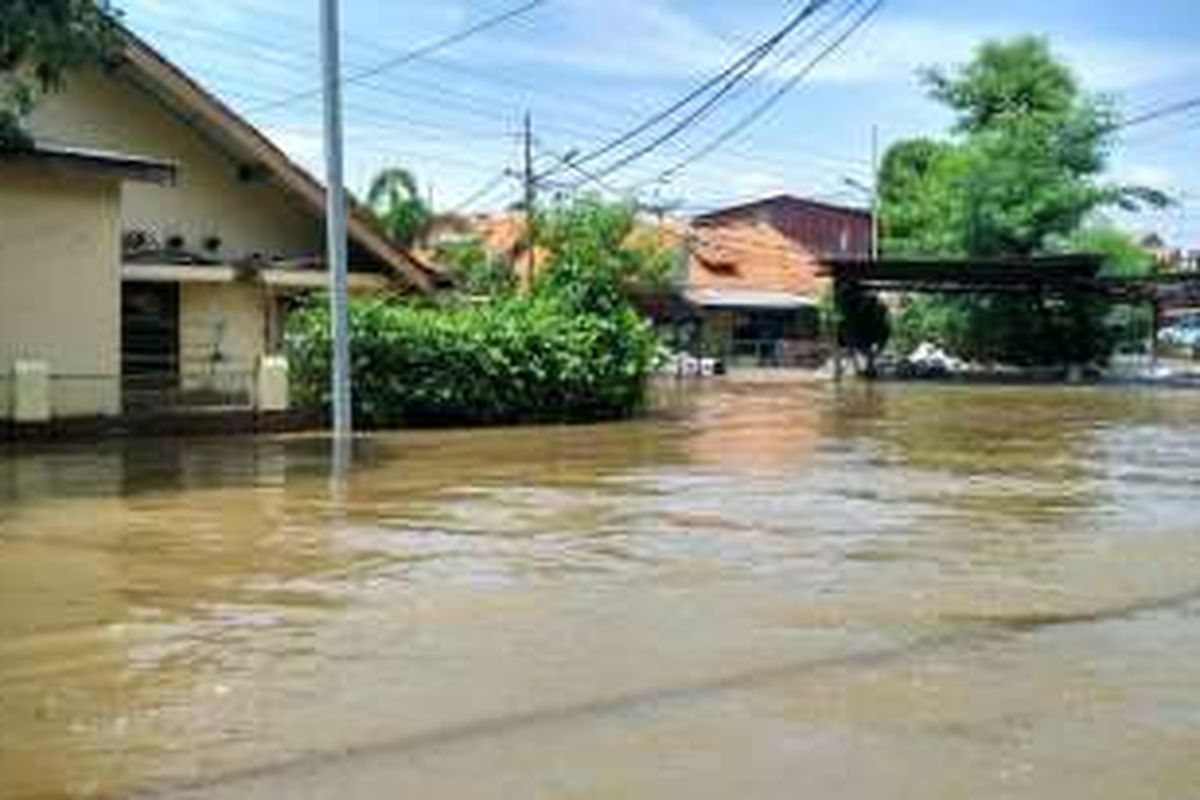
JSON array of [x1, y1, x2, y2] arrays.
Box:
[[899, 342, 966, 378], [1158, 321, 1200, 349]]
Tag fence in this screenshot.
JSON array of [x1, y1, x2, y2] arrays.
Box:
[[123, 366, 258, 414], [2, 360, 285, 424], [721, 339, 830, 369]]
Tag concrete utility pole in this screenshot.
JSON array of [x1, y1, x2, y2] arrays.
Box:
[[844, 125, 881, 261], [870, 124, 880, 261], [523, 111, 537, 286], [321, 0, 352, 440]]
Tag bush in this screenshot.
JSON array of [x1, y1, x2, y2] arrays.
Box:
[[286, 293, 658, 427], [435, 237, 517, 297]]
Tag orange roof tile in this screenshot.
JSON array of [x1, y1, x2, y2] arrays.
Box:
[[687, 218, 819, 297], [463, 214, 821, 300]]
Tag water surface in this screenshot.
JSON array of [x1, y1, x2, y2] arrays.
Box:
[[2, 380, 1199, 799]]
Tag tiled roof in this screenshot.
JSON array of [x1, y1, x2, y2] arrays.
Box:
[[463, 213, 823, 301], [687, 218, 819, 297]]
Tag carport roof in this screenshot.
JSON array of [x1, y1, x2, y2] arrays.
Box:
[[2, 142, 177, 185], [684, 288, 816, 311]]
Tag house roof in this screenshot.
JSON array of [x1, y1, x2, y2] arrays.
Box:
[[2, 141, 177, 185], [463, 212, 823, 303], [114, 28, 434, 291], [694, 194, 871, 224], [687, 218, 820, 298]]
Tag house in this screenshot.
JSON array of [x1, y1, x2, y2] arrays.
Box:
[[1143, 233, 1200, 274], [677, 196, 872, 366], [1, 28, 433, 425], [678, 215, 825, 366], [456, 195, 872, 368]]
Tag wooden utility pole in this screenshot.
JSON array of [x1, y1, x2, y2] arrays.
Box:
[[523, 111, 536, 287]]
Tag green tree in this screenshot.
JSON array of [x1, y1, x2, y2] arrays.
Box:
[[829, 285, 891, 377], [286, 196, 669, 428], [1066, 225, 1157, 352], [366, 167, 433, 248], [0, 0, 123, 149], [880, 36, 1169, 367], [435, 237, 517, 297], [533, 195, 677, 316]]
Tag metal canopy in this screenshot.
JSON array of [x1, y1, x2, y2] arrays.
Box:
[[820, 255, 1200, 309], [819, 255, 1104, 295], [3, 142, 177, 185]]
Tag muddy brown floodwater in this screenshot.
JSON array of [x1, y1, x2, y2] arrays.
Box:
[[2, 379, 1200, 799]]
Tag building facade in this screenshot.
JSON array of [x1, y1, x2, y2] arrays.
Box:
[[1, 30, 432, 423], [681, 195, 873, 367]]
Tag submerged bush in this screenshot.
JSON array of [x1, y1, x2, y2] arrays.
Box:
[[287, 294, 658, 427]]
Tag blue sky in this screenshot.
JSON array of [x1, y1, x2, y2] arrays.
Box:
[[121, 0, 1200, 245]]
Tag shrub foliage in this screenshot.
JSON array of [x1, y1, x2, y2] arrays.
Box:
[[288, 197, 669, 427], [288, 294, 656, 427]]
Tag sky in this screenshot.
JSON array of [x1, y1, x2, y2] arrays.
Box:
[[120, 0, 1200, 246]]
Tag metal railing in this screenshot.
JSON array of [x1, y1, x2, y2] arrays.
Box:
[[122, 368, 257, 413], [26, 370, 260, 418], [721, 339, 830, 369]]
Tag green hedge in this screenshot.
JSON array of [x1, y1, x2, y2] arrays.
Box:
[[286, 295, 658, 427]]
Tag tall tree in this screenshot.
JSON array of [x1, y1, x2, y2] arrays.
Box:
[[366, 167, 433, 248], [0, 0, 123, 149], [880, 37, 1169, 366]]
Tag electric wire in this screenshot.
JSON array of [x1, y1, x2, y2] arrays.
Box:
[[246, 0, 552, 114], [539, 0, 840, 178], [629, 0, 884, 192]]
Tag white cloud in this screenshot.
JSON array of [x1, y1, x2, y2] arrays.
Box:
[[472, 1, 1200, 95], [1114, 163, 1175, 192], [809, 18, 1200, 91], [726, 170, 790, 199], [461, 0, 740, 79]]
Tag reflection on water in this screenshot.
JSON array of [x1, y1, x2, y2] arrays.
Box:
[[2, 381, 1200, 799]]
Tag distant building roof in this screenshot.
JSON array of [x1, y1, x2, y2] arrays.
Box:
[[687, 217, 820, 298], [464, 211, 824, 302], [693, 194, 871, 224]]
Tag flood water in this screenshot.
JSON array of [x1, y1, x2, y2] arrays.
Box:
[[2, 379, 1200, 799]]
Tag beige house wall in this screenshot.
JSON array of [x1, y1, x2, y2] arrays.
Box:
[[27, 68, 322, 260], [702, 310, 736, 354], [178, 282, 268, 393], [0, 165, 122, 418]]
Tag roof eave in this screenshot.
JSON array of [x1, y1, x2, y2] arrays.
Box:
[[3, 142, 177, 185], [117, 30, 434, 292]]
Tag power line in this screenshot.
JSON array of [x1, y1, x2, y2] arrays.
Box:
[[571, 0, 863, 189], [449, 171, 515, 213], [246, 0, 551, 115], [1118, 96, 1200, 132], [541, 0, 840, 179], [123, 7, 872, 190], [633, 0, 884, 191], [121, 0, 878, 212], [531, 137, 628, 197]]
